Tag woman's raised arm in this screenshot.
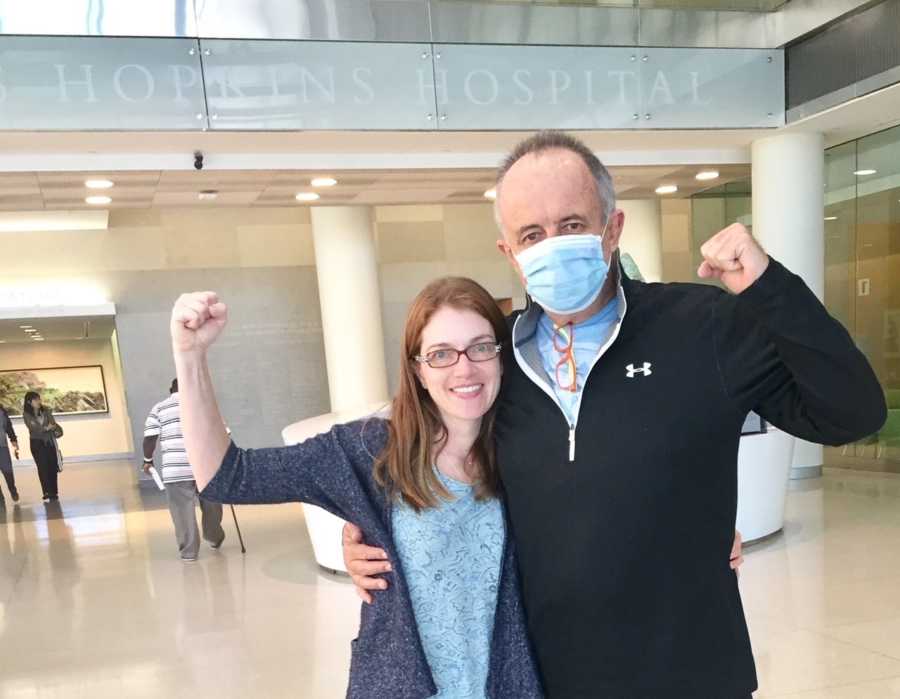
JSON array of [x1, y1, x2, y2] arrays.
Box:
[[170, 292, 232, 491]]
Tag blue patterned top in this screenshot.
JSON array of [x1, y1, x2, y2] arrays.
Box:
[[392, 469, 505, 699]]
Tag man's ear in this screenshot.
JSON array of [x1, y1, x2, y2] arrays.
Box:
[[498, 239, 527, 288], [604, 208, 625, 259]]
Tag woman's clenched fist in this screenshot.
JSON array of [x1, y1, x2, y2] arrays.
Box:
[[171, 292, 229, 355]]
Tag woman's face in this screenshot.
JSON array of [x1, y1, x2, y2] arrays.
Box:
[[415, 306, 502, 427], [30, 397, 41, 411]]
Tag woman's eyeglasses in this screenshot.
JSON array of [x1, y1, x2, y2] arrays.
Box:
[[414, 342, 502, 369]]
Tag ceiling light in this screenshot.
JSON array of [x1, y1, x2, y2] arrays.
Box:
[[197, 190, 218, 201], [295, 192, 320, 202], [655, 185, 678, 195], [311, 177, 337, 187], [824, 216, 838, 221], [0, 211, 109, 233], [484, 188, 497, 200], [85, 179, 114, 189], [19, 325, 32, 329], [85, 195, 112, 205], [695, 171, 719, 181], [24, 328, 37, 333], [853, 169, 876, 176], [32, 337, 45, 341]]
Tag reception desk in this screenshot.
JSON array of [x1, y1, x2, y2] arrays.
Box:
[[735, 427, 796, 543]]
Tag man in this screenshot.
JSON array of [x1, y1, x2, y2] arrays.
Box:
[[345, 131, 886, 696], [144, 378, 225, 561], [0, 405, 20, 505]]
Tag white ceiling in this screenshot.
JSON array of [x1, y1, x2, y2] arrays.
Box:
[[0, 163, 751, 210]]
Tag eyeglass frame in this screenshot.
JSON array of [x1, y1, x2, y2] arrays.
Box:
[[552, 323, 578, 393], [413, 341, 503, 369]]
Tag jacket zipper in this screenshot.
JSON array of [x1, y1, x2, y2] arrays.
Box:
[[512, 290, 628, 463]]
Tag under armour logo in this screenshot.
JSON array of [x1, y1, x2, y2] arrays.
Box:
[[626, 362, 652, 378]]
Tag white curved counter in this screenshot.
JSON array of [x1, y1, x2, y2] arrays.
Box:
[[282, 403, 388, 573], [736, 427, 796, 544]]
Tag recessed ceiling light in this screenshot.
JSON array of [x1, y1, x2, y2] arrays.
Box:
[[655, 185, 678, 195], [311, 177, 337, 187], [24, 328, 37, 333], [19, 325, 32, 329], [484, 188, 497, 200], [824, 216, 838, 221], [33, 338, 45, 342], [853, 169, 877, 176], [85, 179, 114, 189], [695, 171, 719, 181], [197, 190, 218, 201], [295, 192, 320, 202], [85, 195, 112, 205]]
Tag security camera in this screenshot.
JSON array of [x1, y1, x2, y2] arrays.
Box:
[[194, 152, 204, 170]]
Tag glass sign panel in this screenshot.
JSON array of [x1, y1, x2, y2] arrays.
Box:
[[201, 39, 438, 130], [0, 36, 207, 130]]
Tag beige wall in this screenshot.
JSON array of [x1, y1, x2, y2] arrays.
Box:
[[3, 339, 131, 461], [1, 208, 315, 277], [3, 204, 524, 440], [374, 204, 524, 393], [660, 199, 695, 283]]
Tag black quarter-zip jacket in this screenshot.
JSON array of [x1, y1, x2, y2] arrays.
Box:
[[494, 259, 886, 698]]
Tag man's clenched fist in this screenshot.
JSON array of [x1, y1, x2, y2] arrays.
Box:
[[698, 223, 769, 295]]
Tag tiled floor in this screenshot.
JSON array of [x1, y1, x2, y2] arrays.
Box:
[[2, 460, 900, 698]]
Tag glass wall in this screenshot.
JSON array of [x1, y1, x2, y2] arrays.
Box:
[[662, 127, 900, 468], [825, 125, 900, 465], [689, 179, 752, 286]]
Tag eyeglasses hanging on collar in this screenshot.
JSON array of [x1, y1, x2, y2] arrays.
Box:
[[552, 323, 577, 393]]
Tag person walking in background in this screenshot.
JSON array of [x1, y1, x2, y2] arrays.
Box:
[[143, 378, 225, 562], [22, 391, 62, 503], [0, 405, 20, 505]]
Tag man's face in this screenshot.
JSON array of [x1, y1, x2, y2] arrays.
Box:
[[495, 148, 622, 283]]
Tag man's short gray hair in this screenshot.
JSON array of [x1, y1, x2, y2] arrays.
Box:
[[493, 130, 616, 233]]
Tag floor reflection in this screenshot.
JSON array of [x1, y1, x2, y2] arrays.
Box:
[[2, 460, 900, 697]]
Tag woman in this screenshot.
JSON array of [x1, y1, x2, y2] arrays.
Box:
[[22, 391, 63, 502], [0, 404, 20, 504], [171, 277, 543, 699]]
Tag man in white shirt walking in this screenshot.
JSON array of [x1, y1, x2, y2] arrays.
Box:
[[143, 379, 225, 561]]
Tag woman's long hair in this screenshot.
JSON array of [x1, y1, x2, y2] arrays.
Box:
[[23, 391, 40, 418], [374, 277, 509, 512]]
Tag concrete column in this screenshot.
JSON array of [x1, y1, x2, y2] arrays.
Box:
[[752, 131, 825, 479], [310, 206, 389, 412], [618, 199, 663, 283]]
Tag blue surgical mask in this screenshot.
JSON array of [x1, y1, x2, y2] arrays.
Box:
[[515, 227, 610, 316]]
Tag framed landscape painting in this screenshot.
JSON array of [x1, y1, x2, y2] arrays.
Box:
[[0, 365, 109, 417]]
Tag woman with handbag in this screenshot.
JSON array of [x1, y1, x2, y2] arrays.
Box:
[[22, 391, 63, 502]]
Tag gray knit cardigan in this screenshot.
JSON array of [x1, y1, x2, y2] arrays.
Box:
[[200, 417, 544, 699]]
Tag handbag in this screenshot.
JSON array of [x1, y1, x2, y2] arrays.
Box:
[[52, 435, 64, 472], [52, 423, 63, 439]]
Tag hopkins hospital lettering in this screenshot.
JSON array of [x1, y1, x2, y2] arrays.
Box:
[[0, 59, 714, 111], [420, 68, 711, 107]]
